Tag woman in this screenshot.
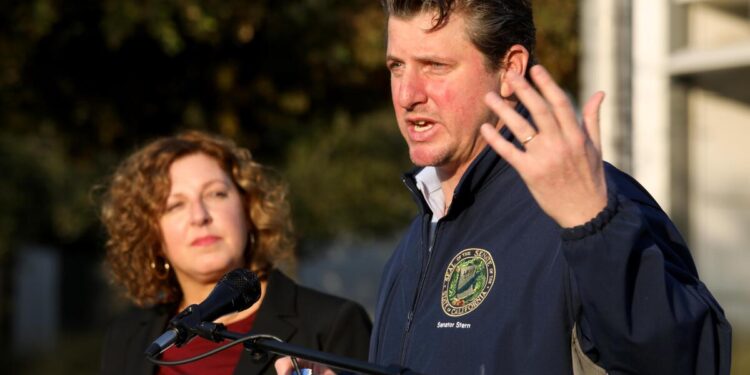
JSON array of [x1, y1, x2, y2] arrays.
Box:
[[99, 131, 371, 375]]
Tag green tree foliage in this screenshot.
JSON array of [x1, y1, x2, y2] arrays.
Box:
[[0, 1, 579, 373], [0, 0, 400, 259], [0, 0, 579, 259], [534, 0, 580, 95]]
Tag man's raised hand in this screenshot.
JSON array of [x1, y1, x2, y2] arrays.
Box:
[[480, 65, 608, 228]]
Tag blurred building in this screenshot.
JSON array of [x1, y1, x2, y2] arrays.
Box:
[[581, 0, 750, 331], [12, 246, 60, 356]]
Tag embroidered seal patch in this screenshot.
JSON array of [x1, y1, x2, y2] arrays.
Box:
[[441, 248, 496, 317]]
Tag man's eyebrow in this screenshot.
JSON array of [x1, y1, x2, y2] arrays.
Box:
[[386, 54, 451, 63], [416, 55, 451, 62]]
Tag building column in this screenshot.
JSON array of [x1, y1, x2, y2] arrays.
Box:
[[632, 0, 671, 211]]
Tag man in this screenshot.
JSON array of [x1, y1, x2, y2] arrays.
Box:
[[274, 1, 731, 374], [366, 0, 731, 374]]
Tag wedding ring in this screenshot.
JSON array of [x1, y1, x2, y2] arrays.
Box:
[[521, 133, 537, 145]]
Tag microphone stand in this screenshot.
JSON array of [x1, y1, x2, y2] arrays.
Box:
[[186, 321, 419, 375]]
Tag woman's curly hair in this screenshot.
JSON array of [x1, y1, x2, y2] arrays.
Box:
[[100, 131, 296, 307]]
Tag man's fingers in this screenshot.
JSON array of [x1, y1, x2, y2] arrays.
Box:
[[484, 92, 537, 147], [274, 357, 337, 375], [528, 66, 579, 136], [274, 356, 294, 375], [480, 123, 524, 167], [582, 91, 606, 152], [316, 365, 338, 375], [504, 69, 560, 137]]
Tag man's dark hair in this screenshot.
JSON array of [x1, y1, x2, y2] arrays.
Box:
[[382, 0, 536, 71]]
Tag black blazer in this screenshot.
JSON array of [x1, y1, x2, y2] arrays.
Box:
[[100, 270, 372, 375]]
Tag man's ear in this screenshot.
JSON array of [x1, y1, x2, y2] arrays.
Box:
[[499, 44, 530, 98]]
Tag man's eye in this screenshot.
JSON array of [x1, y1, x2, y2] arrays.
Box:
[[429, 62, 449, 71], [388, 61, 404, 72]]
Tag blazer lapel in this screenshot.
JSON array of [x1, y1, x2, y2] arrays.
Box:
[[133, 307, 171, 375], [234, 270, 299, 375]]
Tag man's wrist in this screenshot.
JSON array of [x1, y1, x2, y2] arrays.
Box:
[[560, 191, 619, 240]]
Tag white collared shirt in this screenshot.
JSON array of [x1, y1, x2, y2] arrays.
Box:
[[414, 166, 445, 250]]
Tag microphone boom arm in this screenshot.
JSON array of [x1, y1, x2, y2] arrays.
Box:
[[217, 327, 417, 375], [146, 321, 417, 374]]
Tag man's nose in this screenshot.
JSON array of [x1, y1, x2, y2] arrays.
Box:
[[396, 69, 427, 111]]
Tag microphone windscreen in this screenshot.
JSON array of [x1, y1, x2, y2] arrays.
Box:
[[221, 268, 261, 310]]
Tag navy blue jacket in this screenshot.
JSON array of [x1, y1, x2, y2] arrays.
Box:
[[369, 135, 731, 374]]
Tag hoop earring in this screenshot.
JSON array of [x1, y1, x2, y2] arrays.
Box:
[[151, 257, 171, 279]]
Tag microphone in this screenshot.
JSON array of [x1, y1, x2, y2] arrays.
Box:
[[144, 268, 261, 357]]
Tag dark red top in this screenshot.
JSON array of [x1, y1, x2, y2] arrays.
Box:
[[157, 313, 256, 375]]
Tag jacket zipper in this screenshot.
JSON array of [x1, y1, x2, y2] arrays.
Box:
[[399, 176, 440, 365], [399, 217, 437, 366]]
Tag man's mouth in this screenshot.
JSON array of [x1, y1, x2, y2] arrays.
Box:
[[412, 120, 434, 133]]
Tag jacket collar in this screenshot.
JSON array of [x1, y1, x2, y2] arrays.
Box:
[[234, 269, 299, 374], [403, 103, 529, 219], [129, 304, 173, 375]]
